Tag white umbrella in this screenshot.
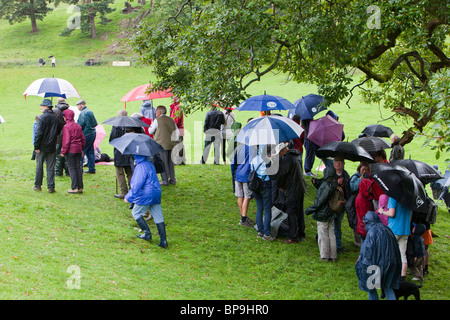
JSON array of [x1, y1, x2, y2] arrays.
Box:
[[23, 77, 80, 100]]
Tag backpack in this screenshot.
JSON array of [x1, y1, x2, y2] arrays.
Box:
[[248, 162, 265, 192], [329, 186, 345, 213], [425, 196, 437, 224]]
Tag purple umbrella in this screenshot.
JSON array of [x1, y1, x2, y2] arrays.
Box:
[[307, 115, 344, 147]]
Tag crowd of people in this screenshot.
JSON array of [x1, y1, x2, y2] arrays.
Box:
[[31, 98, 444, 299]]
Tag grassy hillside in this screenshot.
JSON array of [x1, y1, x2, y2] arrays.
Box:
[[0, 1, 149, 66]]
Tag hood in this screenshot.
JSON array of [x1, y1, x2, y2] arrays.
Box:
[[359, 178, 373, 198], [63, 109, 75, 121], [287, 148, 301, 157], [141, 101, 153, 108], [323, 166, 336, 181], [413, 223, 426, 236], [56, 101, 70, 111], [134, 155, 149, 164], [363, 211, 381, 231]]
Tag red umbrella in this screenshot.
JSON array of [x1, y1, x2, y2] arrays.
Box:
[[120, 84, 173, 107], [307, 115, 344, 147]]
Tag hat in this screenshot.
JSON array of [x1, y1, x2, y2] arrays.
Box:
[[40, 99, 53, 108], [76, 99, 86, 106], [273, 142, 289, 156]]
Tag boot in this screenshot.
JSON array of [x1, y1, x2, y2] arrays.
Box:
[[156, 222, 168, 248], [135, 216, 152, 241]]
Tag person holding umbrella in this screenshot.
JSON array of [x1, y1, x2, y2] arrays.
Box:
[[124, 154, 168, 248], [33, 99, 62, 193], [109, 109, 134, 199]]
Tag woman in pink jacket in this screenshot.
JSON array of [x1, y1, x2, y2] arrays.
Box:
[[61, 109, 86, 193]]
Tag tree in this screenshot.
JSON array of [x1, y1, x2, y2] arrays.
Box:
[[132, 0, 449, 162], [0, 0, 59, 33], [60, 0, 115, 38]]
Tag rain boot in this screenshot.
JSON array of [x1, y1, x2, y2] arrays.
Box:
[[156, 222, 168, 248], [135, 216, 152, 241]]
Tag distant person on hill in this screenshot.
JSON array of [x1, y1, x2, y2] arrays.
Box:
[[39, 57, 45, 67], [51, 56, 56, 67]]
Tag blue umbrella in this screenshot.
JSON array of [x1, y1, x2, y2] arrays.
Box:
[[235, 115, 304, 146], [290, 94, 326, 120], [238, 94, 295, 112], [109, 133, 164, 157]]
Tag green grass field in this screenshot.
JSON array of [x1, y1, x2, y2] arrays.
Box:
[[0, 2, 448, 301]]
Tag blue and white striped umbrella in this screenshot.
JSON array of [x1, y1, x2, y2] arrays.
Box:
[[23, 77, 80, 99], [237, 94, 295, 111], [235, 115, 304, 146]]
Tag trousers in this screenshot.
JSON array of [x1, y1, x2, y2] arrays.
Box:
[[34, 151, 56, 189]]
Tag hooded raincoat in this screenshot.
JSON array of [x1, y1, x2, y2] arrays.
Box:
[[125, 155, 161, 206], [355, 211, 402, 292], [355, 178, 374, 237], [61, 109, 85, 155]]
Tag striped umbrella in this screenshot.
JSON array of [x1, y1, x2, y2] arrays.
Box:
[[235, 115, 304, 146], [23, 77, 80, 100]]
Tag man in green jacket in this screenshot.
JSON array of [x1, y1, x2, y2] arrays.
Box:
[[76, 99, 98, 174]]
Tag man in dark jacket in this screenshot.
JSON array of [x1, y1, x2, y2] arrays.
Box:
[[201, 106, 225, 164], [33, 99, 62, 193], [76, 99, 98, 174], [275, 143, 307, 243], [53, 98, 70, 176]]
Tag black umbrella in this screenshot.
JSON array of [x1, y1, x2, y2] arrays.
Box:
[[362, 124, 394, 138], [351, 136, 391, 153], [102, 116, 150, 128], [370, 163, 428, 213], [109, 133, 163, 157], [316, 141, 374, 162], [390, 159, 444, 185]]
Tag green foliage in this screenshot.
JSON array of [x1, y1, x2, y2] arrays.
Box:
[[132, 0, 449, 162], [59, 0, 116, 38], [0, 0, 59, 32]]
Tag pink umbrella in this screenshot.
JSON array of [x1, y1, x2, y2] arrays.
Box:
[[120, 84, 173, 107], [94, 125, 106, 149], [307, 115, 344, 147]]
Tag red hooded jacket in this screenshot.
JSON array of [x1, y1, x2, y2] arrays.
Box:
[[61, 109, 86, 155], [355, 178, 374, 237]]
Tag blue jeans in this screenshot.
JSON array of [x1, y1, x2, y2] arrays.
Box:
[[254, 180, 272, 236], [334, 210, 345, 249], [83, 132, 96, 173]]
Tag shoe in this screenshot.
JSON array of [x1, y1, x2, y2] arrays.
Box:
[[84, 171, 95, 174], [114, 194, 125, 199], [33, 186, 42, 191], [77, 189, 83, 194], [304, 172, 316, 177], [156, 222, 168, 248], [262, 234, 275, 241], [48, 188, 56, 193], [239, 218, 255, 227], [257, 233, 264, 239], [283, 239, 299, 244], [135, 217, 152, 241], [67, 189, 79, 194]]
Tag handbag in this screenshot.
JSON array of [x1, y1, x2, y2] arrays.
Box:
[[248, 162, 266, 192]]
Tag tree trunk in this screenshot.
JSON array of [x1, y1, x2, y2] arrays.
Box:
[[90, 15, 96, 38], [29, 0, 39, 33]]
